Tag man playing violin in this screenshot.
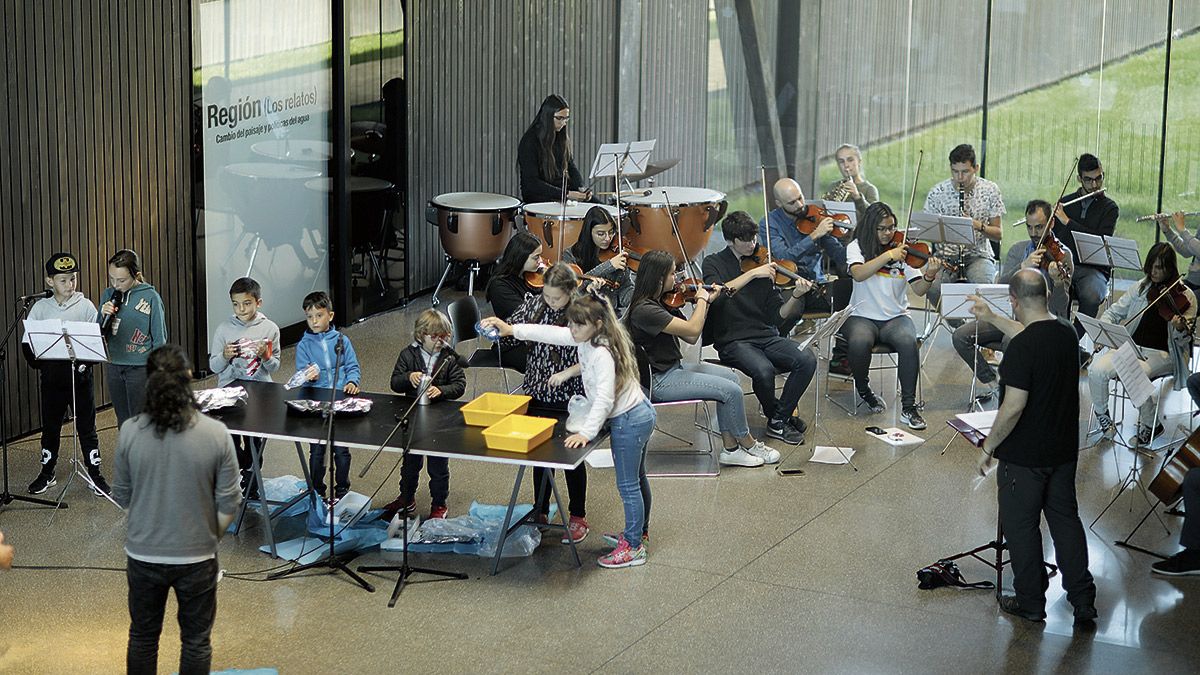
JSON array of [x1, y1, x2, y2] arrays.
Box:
[[759, 178, 848, 310], [1051, 153, 1118, 321], [823, 144, 879, 222], [1088, 243, 1196, 446], [702, 211, 818, 445], [951, 200, 1075, 399], [923, 143, 1005, 310]]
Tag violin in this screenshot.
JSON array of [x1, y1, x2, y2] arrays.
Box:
[[739, 245, 802, 287], [1151, 280, 1192, 327], [598, 245, 643, 272], [1036, 231, 1071, 284], [524, 258, 619, 290], [796, 203, 853, 239], [888, 231, 957, 273], [661, 278, 723, 309]]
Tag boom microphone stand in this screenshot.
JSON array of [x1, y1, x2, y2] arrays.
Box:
[[357, 361, 467, 607], [1, 296, 62, 513], [268, 335, 374, 591]]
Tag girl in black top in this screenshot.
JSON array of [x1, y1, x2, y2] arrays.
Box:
[[497, 263, 590, 541], [485, 232, 543, 372], [517, 94, 591, 203], [624, 250, 779, 467], [562, 206, 633, 313]]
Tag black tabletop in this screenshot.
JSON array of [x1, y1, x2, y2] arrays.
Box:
[[206, 380, 593, 470]]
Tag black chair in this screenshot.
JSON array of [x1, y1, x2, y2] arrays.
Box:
[[447, 296, 524, 396]]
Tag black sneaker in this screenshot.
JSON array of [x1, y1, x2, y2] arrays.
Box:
[[829, 359, 853, 378], [28, 472, 56, 495], [381, 495, 416, 521], [857, 390, 885, 414], [766, 418, 803, 445], [787, 416, 809, 435], [88, 472, 111, 497], [1151, 548, 1200, 576], [998, 594, 1046, 622], [1073, 603, 1098, 627], [901, 407, 927, 430]]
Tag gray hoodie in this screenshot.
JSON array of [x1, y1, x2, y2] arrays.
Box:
[[208, 312, 282, 386]]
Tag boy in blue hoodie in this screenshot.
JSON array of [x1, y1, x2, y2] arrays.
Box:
[[296, 291, 361, 501], [209, 277, 281, 499]]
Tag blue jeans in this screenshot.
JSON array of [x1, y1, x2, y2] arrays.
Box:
[[718, 335, 816, 421], [126, 556, 219, 675], [841, 315, 920, 408], [651, 362, 749, 439], [108, 363, 148, 428], [1073, 265, 1109, 319], [610, 399, 655, 548]]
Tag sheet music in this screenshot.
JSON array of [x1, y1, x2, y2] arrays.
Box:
[[954, 410, 998, 435], [940, 284, 1011, 320], [1076, 314, 1142, 357], [1106, 236, 1142, 271], [1112, 341, 1154, 408], [588, 140, 655, 179], [908, 211, 976, 246], [1071, 233, 1110, 267], [23, 319, 108, 363]]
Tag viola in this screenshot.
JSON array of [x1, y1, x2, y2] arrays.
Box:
[[739, 246, 802, 287], [1151, 280, 1192, 326], [797, 204, 853, 239], [661, 278, 723, 309], [888, 231, 957, 272], [1037, 232, 1071, 284]]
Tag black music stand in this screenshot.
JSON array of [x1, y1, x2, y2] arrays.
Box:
[[268, 339, 375, 592], [0, 297, 60, 513], [355, 368, 467, 608]]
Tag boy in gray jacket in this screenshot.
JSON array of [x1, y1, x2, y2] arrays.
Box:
[[208, 277, 280, 498]]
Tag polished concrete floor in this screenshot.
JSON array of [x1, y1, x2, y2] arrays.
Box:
[[1, 291, 1197, 674]]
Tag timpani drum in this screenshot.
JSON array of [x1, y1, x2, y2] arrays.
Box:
[[623, 187, 727, 264], [520, 202, 622, 261], [427, 192, 521, 263]]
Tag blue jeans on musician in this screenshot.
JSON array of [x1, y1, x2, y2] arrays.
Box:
[[651, 362, 749, 439], [718, 336, 816, 422], [1073, 266, 1109, 319], [841, 315, 920, 408], [126, 556, 219, 675], [926, 255, 997, 310], [309, 443, 351, 498], [610, 399, 655, 548]]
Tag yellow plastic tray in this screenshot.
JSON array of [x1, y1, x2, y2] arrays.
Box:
[[460, 392, 532, 427], [481, 415, 556, 453]]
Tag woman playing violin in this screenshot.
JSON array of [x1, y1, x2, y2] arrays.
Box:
[[562, 206, 634, 314], [840, 202, 944, 430], [1089, 242, 1197, 446]]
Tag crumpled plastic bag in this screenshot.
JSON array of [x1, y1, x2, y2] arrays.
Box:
[[285, 397, 373, 415], [194, 386, 247, 413], [566, 394, 590, 433]]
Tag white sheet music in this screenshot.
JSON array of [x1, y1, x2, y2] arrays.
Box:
[[23, 320, 108, 363], [1112, 341, 1154, 408], [588, 140, 655, 179], [955, 410, 998, 435], [940, 284, 1011, 320]]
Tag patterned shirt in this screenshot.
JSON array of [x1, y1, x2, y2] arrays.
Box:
[[922, 177, 1005, 261]]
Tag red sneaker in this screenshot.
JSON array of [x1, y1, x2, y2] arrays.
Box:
[[381, 495, 415, 521], [561, 515, 589, 544], [428, 505, 448, 519]]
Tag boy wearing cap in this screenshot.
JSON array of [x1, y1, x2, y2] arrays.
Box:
[[22, 253, 110, 496]]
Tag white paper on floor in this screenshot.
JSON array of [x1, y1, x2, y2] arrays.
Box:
[[584, 447, 614, 468], [810, 446, 856, 464], [869, 427, 925, 446]]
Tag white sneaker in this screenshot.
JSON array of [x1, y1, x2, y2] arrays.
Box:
[[719, 447, 765, 467], [742, 440, 781, 464]]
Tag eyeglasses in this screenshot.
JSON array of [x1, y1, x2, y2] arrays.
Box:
[[427, 333, 450, 340], [553, 114, 570, 122], [877, 225, 898, 233], [1081, 173, 1104, 184]]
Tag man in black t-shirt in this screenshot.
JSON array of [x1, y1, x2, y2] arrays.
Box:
[[974, 269, 1097, 626], [702, 211, 817, 445]]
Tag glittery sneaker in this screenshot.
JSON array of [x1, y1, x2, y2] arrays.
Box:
[[597, 537, 646, 568], [602, 531, 648, 548]]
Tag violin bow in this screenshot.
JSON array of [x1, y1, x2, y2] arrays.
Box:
[[1036, 158, 1079, 252], [1123, 276, 1187, 328], [760, 165, 774, 264], [901, 150, 924, 248]]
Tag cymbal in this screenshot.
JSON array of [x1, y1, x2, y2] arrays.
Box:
[[623, 158, 680, 182]]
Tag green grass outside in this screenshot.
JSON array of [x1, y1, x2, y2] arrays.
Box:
[[193, 29, 403, 88], [717, 32, 1200, 281]]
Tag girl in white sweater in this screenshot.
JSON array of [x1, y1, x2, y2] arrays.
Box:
[[482, 294, 656, 568]]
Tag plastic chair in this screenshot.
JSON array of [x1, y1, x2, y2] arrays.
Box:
[[446, 296, 524, 396]]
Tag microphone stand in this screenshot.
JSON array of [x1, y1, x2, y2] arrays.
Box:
[[269, 335, 374, 591], [1, 296, 62, 513], [357, 348, 467, 608]]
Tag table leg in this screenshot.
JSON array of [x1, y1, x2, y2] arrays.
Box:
[[250, 439, 277, 559], [295, 441, 319, 511], [490, 465, 527, 576]]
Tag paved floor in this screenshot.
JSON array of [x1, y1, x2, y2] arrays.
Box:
[[0, 291, 1197, 674]]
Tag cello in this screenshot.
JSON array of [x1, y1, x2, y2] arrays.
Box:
[[1149, 427, 1200, 505]]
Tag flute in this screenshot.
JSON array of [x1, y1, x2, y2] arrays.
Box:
[[1136, 211, 1200, 223], [1010, 187, 1107, 227]]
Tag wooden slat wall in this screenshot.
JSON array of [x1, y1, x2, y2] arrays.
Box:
[[403, 0, 708, 294], [0, 0, 194, 442]]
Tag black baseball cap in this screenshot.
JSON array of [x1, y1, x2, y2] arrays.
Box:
[[46, 252, 79, 276]]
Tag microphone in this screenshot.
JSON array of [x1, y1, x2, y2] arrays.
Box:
[[100, 290, 125, 334], [18, 290, 52, 302]]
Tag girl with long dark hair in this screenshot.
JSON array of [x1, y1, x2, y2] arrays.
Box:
[[1089, 242, 1196, 445], [517, 94, 591, 203], [625, 250, 778, 467], [100, 248, 168, 427], [562, 206, 633, 313], [840, 202, 941, 429], [485, 232, 544, 372]]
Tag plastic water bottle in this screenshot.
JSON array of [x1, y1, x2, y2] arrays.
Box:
[[476, 321, 500, 342]]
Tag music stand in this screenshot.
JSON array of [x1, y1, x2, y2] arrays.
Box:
[[1072, 233, 1142, 272], [24, 320, 112, 510], [908, 211, 976, 248], [588, 140, 655, 182], [1, 298, 60, 513], [939, 284, 1011, 321], [1077, 315, 1144, 359], [795, 305, 859, 473]]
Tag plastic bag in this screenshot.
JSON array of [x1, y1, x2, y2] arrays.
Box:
[[284, 368, 311, 390], [566, 394, 590, 433], [193, 386, 247, 413]]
